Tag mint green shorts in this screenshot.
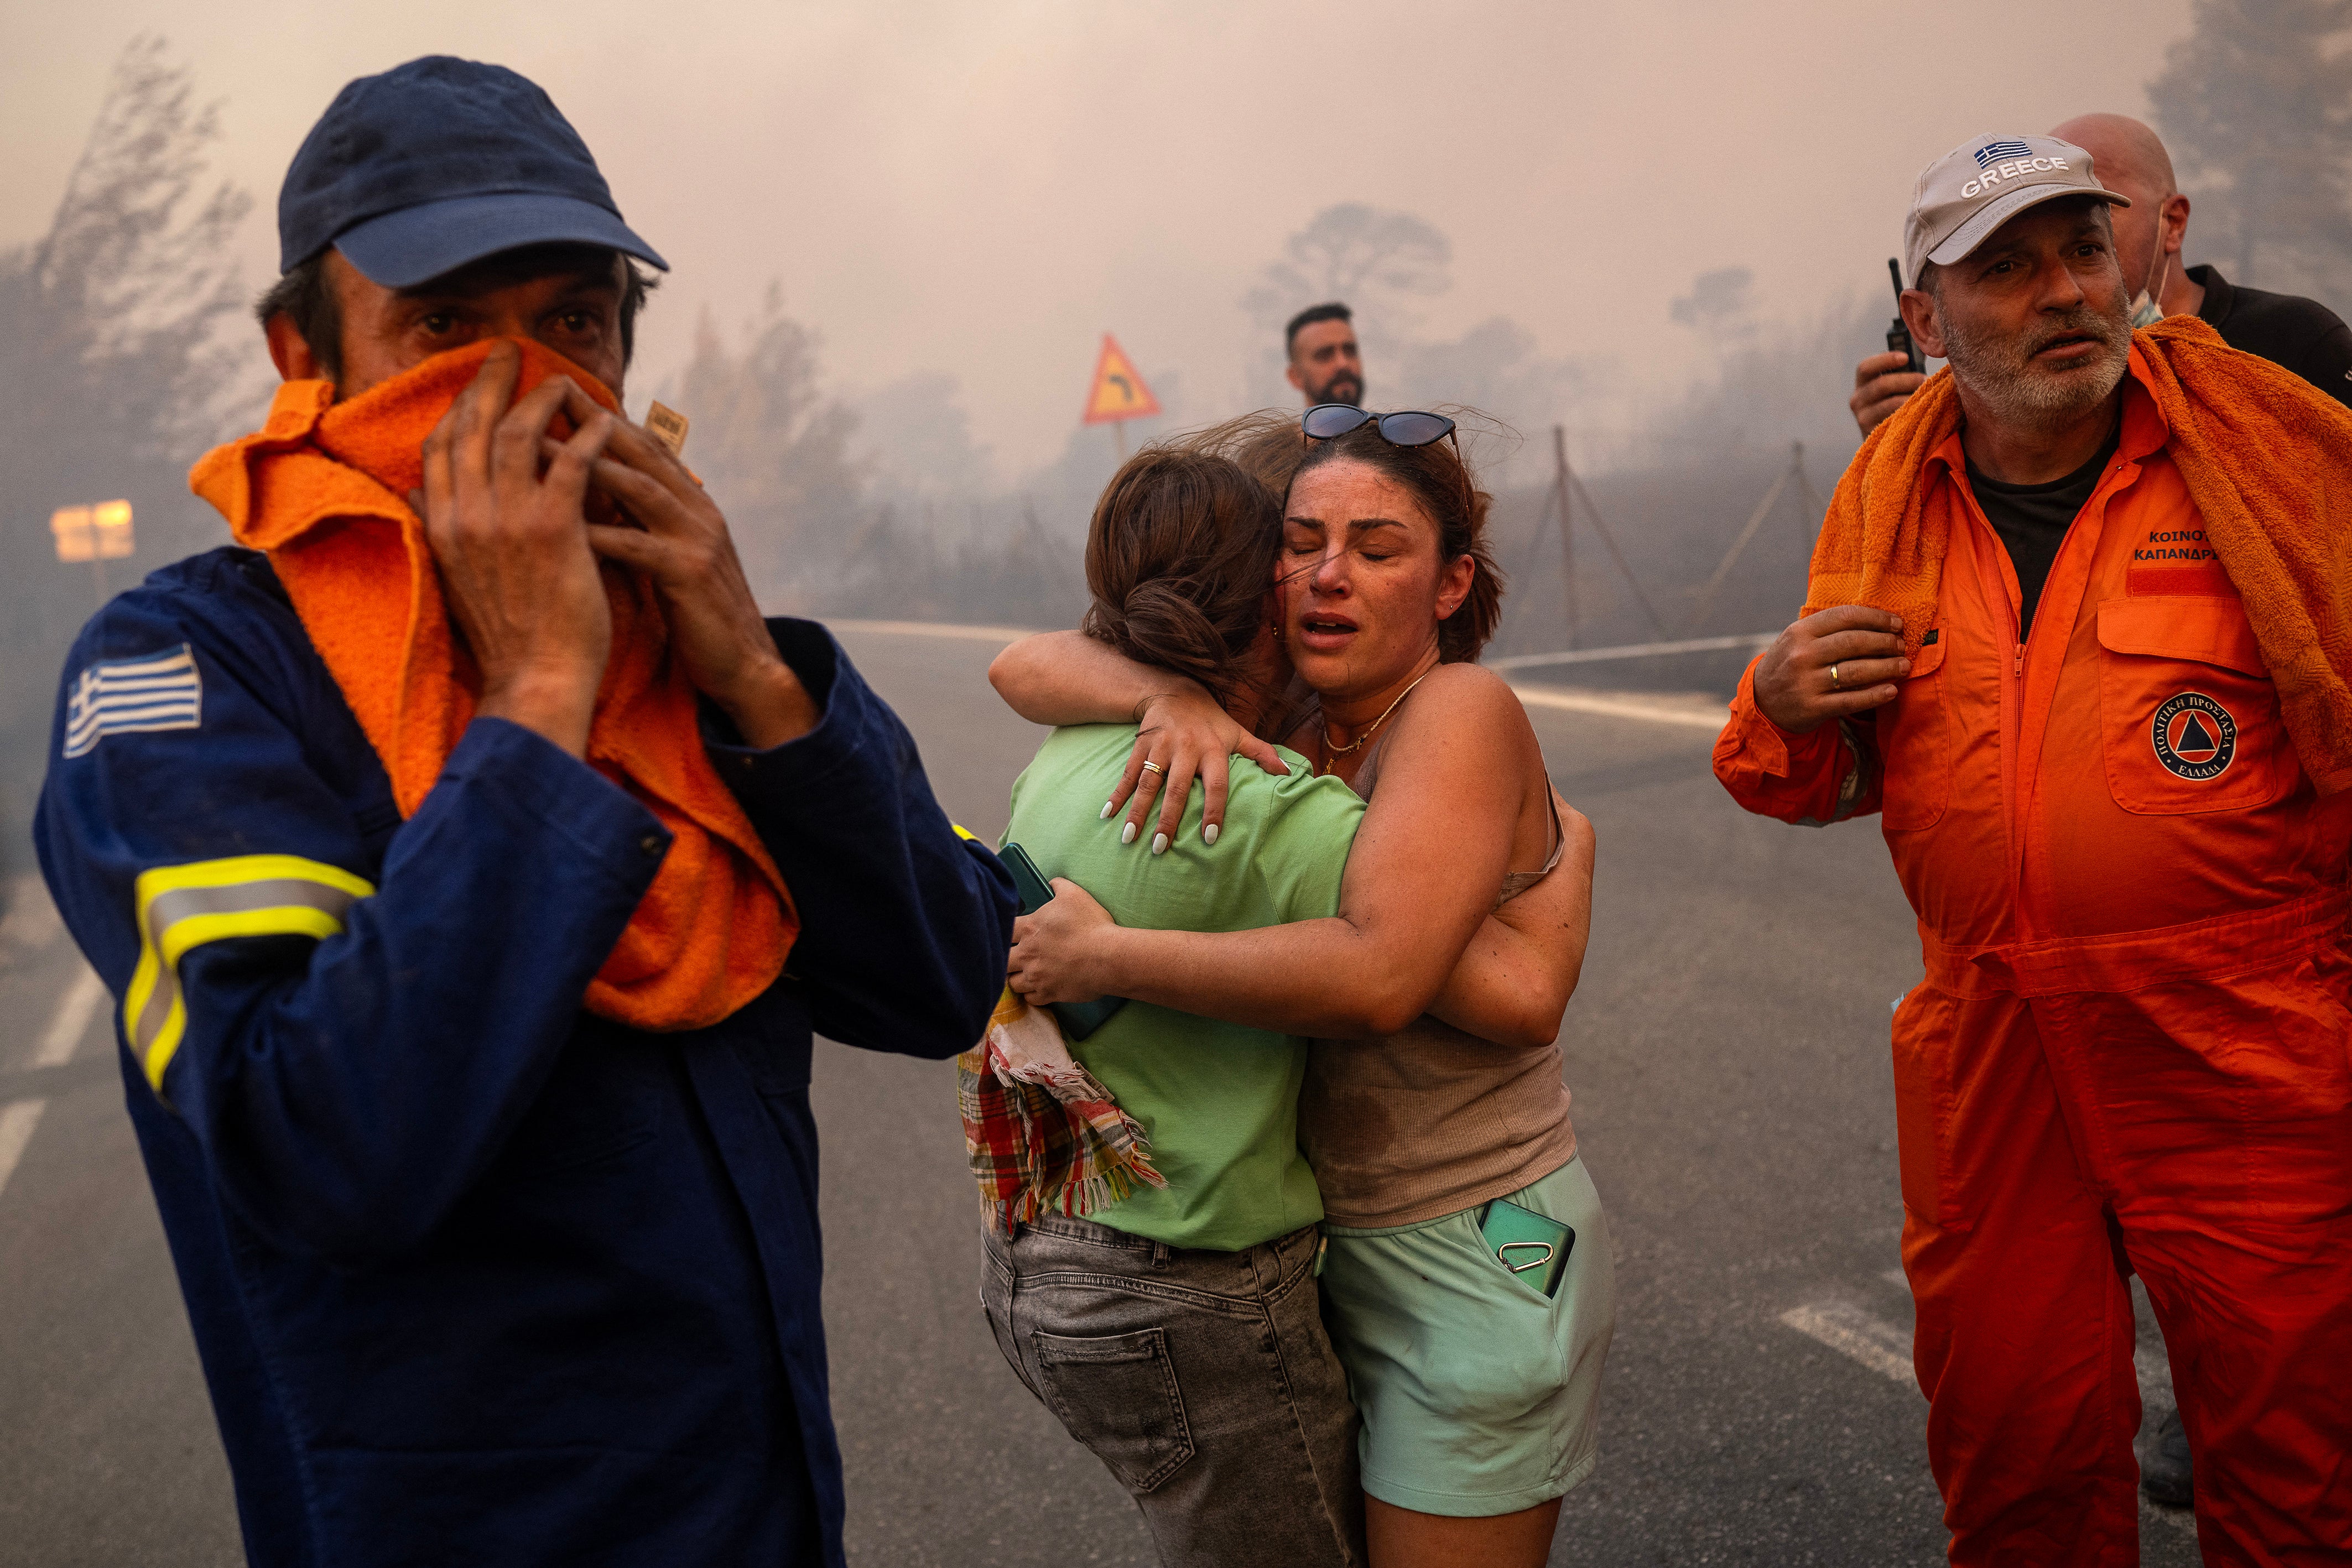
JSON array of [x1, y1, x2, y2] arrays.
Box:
[[1319, 1157, 1616, 1517]]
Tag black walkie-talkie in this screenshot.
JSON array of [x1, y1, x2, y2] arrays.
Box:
[[1887, 258, 1924, 374]]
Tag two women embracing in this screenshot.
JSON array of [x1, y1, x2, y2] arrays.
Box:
[[976, 404, 1615, 1568]]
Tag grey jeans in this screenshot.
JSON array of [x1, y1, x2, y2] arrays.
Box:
[[981, 1214, 1365, 1567]]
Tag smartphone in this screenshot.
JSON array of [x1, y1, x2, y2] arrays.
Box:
[[1000, 842, 1129, 1041], [1479, 1197, 1574, 1299]]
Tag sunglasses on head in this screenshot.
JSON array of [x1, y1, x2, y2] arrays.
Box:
[[1301, 404, 1459, 451]]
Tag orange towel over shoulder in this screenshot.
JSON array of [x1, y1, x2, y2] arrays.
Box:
[[189, 337, 796, 1030], [1808, 314, 2352, 796]]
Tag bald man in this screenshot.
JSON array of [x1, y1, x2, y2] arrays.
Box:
[[1851, 113, 2352, 434]]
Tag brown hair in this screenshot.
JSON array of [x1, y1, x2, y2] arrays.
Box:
[[1289, 411, 1506, 663], [1081, 445, 1283, 707]]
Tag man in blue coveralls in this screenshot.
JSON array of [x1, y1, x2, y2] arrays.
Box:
[[34, 56, 1015, 1568]]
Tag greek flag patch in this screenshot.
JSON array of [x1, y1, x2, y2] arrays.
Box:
[[64, 645, 203, 759]]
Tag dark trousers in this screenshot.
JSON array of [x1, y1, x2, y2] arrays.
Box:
[[982, 1214, 1365, 1567]]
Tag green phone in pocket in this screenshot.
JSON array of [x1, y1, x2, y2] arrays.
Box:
[[1479, 1197, 1574, 1299]]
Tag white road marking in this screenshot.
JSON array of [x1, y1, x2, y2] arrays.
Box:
[[33, 965, 106, 1070], [1489, 632, 1777, 671], [829, 619, 1036, 644], [0, 873, 63, 955], [1785, 1293, 2198, 1538], [823, 622, 1741, 737], [1854, 1276, 2182, 1416], [1781, 1300, 1917, 1386], [1509, 684, 1732, 732], [0, 1098, 47, 1200]]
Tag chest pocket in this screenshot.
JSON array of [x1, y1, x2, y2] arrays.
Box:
[[1877, 632, 1949, 832], [2095, 597, 2299, 815], [507, 1032, 664, 1174]]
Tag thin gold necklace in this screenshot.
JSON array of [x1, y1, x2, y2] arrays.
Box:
[[1321, 668, 1434, 775]]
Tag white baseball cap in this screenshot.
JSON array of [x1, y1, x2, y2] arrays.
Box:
[[1902, 133, 2130, 286]]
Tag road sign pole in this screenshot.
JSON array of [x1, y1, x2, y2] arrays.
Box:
[[1553, 425, 1577, 650]]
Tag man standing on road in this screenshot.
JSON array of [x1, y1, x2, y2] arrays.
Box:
[[35, 56, 1014, 1568], [1850, 113, 2352, 435], [1715, 133, 2352, 1564], [1286, 301, 1366, 407], [1849, 112, 2352, 1515]]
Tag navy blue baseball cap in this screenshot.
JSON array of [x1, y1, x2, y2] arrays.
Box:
[[278, 56, 665, 286]]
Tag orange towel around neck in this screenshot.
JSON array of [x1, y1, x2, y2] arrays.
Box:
[[190, 338, 796, 1030], [1808, 314, 2352, 796]]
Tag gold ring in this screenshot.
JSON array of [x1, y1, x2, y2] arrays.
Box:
[[1139, 760, 1164, 775], [1829, 663, 1843, 690]]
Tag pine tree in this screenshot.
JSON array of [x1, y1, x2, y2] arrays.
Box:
[[0, 36, 253, 861], [665, 288, 868, 606], [2150, 0, 2352, 301]]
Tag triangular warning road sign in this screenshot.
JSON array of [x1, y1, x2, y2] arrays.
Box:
[[1082, 333, 1162, 425]]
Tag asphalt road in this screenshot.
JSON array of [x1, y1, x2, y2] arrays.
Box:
[[0, 623, 2203, 1566]]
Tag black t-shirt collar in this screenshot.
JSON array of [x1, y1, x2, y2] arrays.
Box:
[[1967, 417, 2122, 497], [2188, 263, 2235, 329]]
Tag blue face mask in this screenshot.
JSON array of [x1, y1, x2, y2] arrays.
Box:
[[2130, 251, 2172, 328]]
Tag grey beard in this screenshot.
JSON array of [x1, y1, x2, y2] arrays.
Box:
[[1943, 296, 2131, 431]]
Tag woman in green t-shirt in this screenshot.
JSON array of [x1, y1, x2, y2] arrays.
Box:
[[998, 409, 1606, 1568], [984, 435, 1588, 1568]]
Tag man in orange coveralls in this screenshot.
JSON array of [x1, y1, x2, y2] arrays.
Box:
[[1715, 132, 2352, 1566]]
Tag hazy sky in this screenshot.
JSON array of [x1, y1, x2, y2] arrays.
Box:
[[4, 0, 2188, 474]]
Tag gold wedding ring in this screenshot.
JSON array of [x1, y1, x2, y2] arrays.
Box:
[[1139, 760, 1164, 775], [1829, 663, 1843, 690]]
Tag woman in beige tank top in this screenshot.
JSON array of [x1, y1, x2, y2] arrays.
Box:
[[1001, 409, 1613, 1568]]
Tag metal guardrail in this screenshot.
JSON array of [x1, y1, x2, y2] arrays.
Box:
[[1487, 633, 1776, 672]]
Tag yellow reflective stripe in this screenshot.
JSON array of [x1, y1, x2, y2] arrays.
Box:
[[951, 823, 979, 842], [125, 855, 376, 1095], [138, 907, 349, 1090]]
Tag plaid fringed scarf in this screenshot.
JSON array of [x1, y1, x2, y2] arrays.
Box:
[[957, 988, 1165, 1236]]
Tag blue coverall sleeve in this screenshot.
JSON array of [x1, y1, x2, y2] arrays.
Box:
[[704, 618, 1017, 1059], [34, 580, 668, 1267]]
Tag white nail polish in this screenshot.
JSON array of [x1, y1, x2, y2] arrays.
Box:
[[1121, 822, 1138, 845], [1151, 832, 1168, 855], [1203, 823, 1220, 846], [1100, 800, 1116, 820]]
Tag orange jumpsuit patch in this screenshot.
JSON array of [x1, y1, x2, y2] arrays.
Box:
[[2151, 692, 2234, 780]]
